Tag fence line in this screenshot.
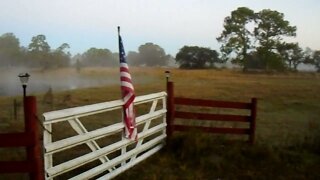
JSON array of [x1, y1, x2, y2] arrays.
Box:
[[166, 81, 257, 144]]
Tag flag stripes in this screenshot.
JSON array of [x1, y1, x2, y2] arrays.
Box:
[[118, 29, 137, 140]]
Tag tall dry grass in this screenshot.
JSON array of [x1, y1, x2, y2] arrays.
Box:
[[0, 67, 320, 179]]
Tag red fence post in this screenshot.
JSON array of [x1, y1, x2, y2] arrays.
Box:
[[166, 81, 174, 143], [24, 96, 44, 180], [249, 98, 257, 144]]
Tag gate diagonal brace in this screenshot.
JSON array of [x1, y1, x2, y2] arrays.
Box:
[[68, 118, 115, 172]]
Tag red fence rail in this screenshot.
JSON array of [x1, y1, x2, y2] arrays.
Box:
[[166, 81, 257, 144], [0, 96, 44, 180]]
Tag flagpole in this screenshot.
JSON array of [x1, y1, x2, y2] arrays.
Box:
[[117, 26, 120, 54], [117, 26, 122, 65], [117, 26, 137, 141], [118, 26, 127, 165]]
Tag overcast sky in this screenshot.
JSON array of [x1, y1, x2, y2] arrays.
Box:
[[1, 0, 320, 56]]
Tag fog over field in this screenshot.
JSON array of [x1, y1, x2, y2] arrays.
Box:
[[0, 67, 155, 96]]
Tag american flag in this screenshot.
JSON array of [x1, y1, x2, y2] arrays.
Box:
[[118, 27, 137, 140]]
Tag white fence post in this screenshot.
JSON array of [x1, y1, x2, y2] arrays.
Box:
[[121, 111, 126, 167]]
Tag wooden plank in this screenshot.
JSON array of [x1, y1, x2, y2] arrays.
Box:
[[136, 109, 167, 125], [0, 161, 33, 173], [173, 125, 250, 135], [166, 82, 174, 139], [43, 124, 53, 180], [249, 98, 257, 144], [68, 118, 111, 166], [46, 123, 166, 177], [43, 92, 166, 123], [0, 133, 33, 147], [174, 97, 251, 109], [97, 143, 164, 180], [71, 136, 165, 180], [175, 111, 251, 122], [45, 109, 166, 154], [134, 92, 167, 105], [45, 123, 124, 154]]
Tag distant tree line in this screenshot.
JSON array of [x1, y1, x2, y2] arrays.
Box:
[[1, 7, 320, 72], [78, 42, 172, 67], [0, 33, 172, 69], [0, 33, 71, 69]]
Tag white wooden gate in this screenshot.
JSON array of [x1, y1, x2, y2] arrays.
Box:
[[42, 92, 167, 179]]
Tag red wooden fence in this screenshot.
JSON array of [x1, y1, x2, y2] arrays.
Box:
[[0, 96, 44, 180], [166, 81, 257, 144]]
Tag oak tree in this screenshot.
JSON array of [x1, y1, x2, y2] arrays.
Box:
[[217, 7, 255, 70], [175, 46, 220, 69]]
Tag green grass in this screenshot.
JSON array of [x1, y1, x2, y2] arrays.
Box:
[[1, 67, 320, 179], [117, 134, 320, 179]]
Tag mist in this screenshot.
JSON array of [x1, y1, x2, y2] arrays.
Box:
[[0, 67, 120, 97]]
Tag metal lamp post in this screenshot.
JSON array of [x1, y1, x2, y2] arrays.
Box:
[[165, 70, 170, 83], [18, 73, 30, 98], [164, 70, 173, 142], [17, 73, 43, 179]]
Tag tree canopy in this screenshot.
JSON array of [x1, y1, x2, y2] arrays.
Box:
[[0, 33, 21, 67], [175, 46, 221, 69], [217, 7, 299, 71], [81, 48, 117, 67], [51, 43, 71, 68], [26, 34, 71, 69], [127, 43, 170, 67], [217, 7, 255, 69], [310, 50, 320, 72], [28, 34, 50, 53], [255, 9, 297, 70]]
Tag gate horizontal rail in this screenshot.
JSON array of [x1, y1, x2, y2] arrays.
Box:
[[0, 161, 34, 173], [174, 97, 252, 109], [0, 133, 34, 147]]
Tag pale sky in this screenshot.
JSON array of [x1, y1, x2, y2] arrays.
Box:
[[1, 0, 320, 56]]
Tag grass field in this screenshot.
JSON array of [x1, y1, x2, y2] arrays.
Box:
[[1, 67, 320, 179]]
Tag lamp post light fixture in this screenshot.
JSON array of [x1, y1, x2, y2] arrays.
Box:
[[18, 73, 30, 98], [165, 70, 170, 83]]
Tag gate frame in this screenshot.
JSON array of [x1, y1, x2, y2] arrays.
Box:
[[42, 92, 167, 179]]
